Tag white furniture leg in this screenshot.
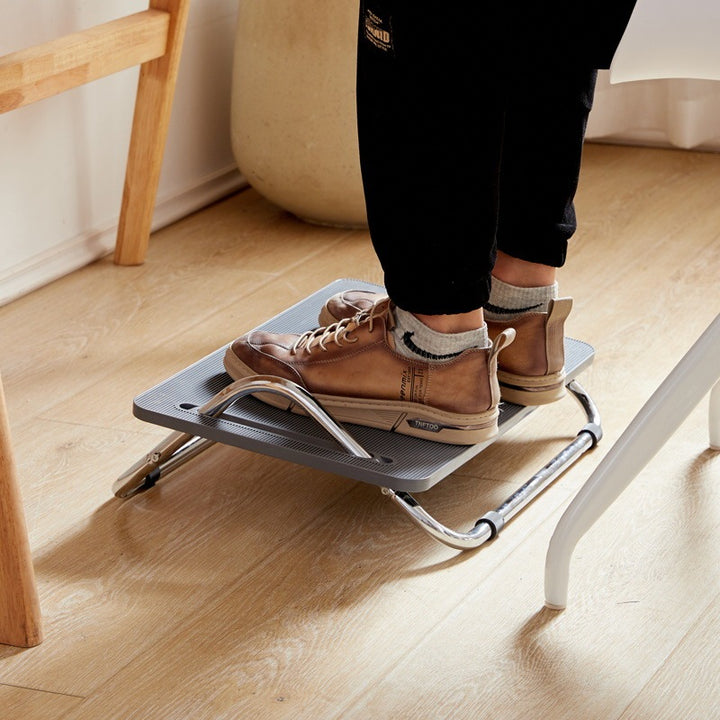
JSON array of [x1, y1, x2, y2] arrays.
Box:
[[544, 313, 720, 610], [709, 380, 720, 451]]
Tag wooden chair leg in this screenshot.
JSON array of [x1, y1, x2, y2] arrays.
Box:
[[114, 0, 192, 266], [0, 374, 43, 648]]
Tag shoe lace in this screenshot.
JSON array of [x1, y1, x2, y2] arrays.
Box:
[[291, 298, 390, 355]]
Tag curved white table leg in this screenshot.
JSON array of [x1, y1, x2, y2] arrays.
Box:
[[710, 380, 720, 451], [544, 314, 720, 610]]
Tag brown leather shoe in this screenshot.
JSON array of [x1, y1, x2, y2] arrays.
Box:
[[319, 290, 572, 406], [486, 297, 572, 405], [224, 298, 514, 445]]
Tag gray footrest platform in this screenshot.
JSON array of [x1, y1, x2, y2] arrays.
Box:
[[131, 279, 595, 493]]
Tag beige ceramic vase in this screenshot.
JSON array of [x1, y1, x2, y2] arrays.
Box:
[[230, 0, 367, 227]]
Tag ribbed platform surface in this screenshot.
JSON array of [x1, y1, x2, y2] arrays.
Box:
[[133, 280, 594, 491]]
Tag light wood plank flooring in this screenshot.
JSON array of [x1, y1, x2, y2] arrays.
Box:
[[0, 143, 718, 719]]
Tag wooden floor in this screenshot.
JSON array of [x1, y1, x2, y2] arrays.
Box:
[[1, 143, 719, 720]]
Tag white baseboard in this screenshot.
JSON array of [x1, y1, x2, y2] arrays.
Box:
[[0, 168, 247, 308]]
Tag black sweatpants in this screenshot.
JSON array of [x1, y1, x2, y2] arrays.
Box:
[[356, 3, 600, 314]]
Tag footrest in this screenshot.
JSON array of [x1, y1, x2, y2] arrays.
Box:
[[131, 279, 595, 493]]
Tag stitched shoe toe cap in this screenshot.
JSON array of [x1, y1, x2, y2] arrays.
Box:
[[226, 332, 303, 382]]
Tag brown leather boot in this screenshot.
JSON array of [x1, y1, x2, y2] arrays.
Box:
[[319, 290, 571, 406], [224, 298, 514, 445]]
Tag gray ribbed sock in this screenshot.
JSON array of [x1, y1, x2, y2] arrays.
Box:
[[485, 277, 558, 321], [392, 307, 490, 363]]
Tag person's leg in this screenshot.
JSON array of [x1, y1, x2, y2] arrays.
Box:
[[494, 66, 598, 272], [483, 67, 599, 404], [222, 3, 514, 444], [355, 0, 510, 369], [492, 253, 557, 289], [356, 0, 505, 317]]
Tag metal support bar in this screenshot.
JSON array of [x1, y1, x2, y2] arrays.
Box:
[[381, 381, 602, 550], [114, 375, 374, 498], [113, 433, 215, 498]]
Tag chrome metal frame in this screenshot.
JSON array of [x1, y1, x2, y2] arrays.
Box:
[[382, 381, 601, 549], [114, 377, 601, 552]]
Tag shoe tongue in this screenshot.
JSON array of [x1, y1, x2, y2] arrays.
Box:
[[332, 299, 392, 343], [386, 328, 398, 351]]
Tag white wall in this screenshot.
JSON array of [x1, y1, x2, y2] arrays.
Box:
[[0, 0, 245, 306]]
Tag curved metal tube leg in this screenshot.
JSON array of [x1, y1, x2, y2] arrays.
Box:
[[199, 375, 373, 459], [382, 488, 495, 550], [383, 380, 601, 551], [113, 433, 214, 498], [545, 314, 720, 610], [114, 375, 373, 497]]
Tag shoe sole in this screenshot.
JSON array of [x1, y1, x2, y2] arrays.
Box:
[[223, 348, 498, 446], [497, 368, 566, 406]]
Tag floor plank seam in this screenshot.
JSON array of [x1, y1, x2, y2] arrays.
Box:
[[0, 682, 85, 700]]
